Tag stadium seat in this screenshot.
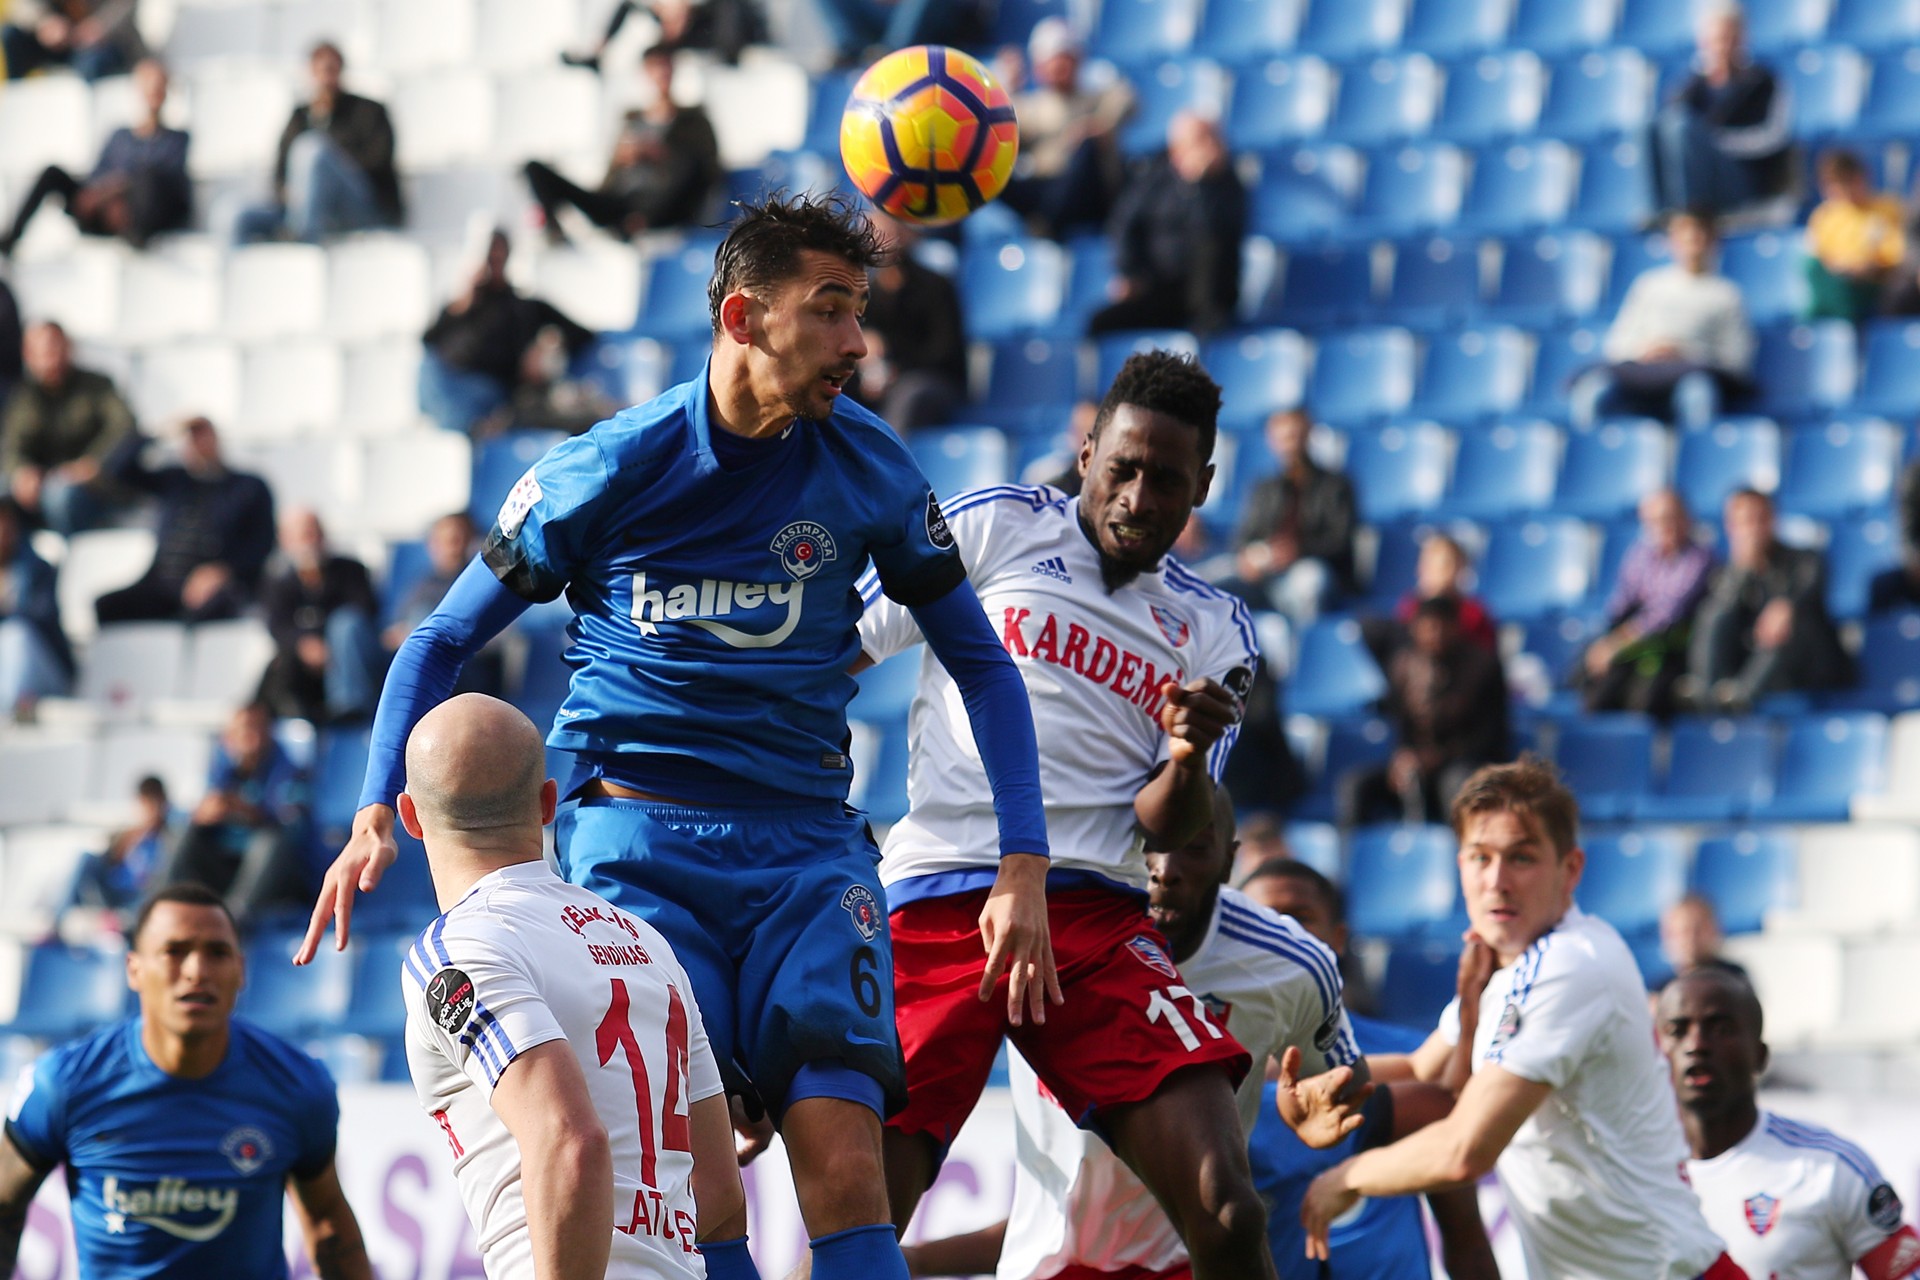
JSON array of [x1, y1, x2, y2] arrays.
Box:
[[1752, 714, 1889, 822], [1203, 330, 1312, 426], [237, 342, 344, 439], [225, 244, 328, 341], [979, 337, 1080, 416], [1288, 619, 1388, 717], [79, 623, 187, 712], [1486, 232, 1608, 328], [1091, 0, 1200, 64], [1856, 710, 1920, 821], [1553, 419, 1670, 520], [1577, 829, 1688, 937], [1517, 611, 1599, 694], [1524, 323, 1605, 415], [1267, 246, 1376, 327], [1308, 328, 1420, 425], [630, 240, 724, 342], [1538, 49, 1657, 141], [1675, 418, 1782, 516], [1831, 0, 1920, 46], [1360, 518, 1434, 607], [1783, 44, 1870, 135], [1119, 59, 1231, 156], [1403, 0, 1511, 56], [1570, 137, 1657, 233], [329, 235, 435, 341], [1327, 55, 1443, 146], [1433, 52, 1546, 143], [1344, 419, 1449, 516], [959, 239, 1067, 340], [114, 249, 220, 347], [1280, 822, 1343, 878], [1377, 942, 1461, 1028], [1346, 826, 1459, 942], [1751, 321, 1858, 418], [1094, 331, 1200, 397], [910, 427, 1012, 499], [1634, 717, 1777, 821], [802, 71, 860, 156], [1226, 58, 1339, 153], [848, 717, 910, 823], [92, 724, 214, 812], [475, 0, 579, 70], [1860, 49, 1920, 136], [56, 528, 154, 647], [492, 68, 602, 164], [1295, 715, 1396, 821], [1775, 418, 1901, 517], [1248, 146, 1365, 244], [0, 737, 91, 827], [1476, 517, 1593, 620], [393, 71, 497, 169], [1690, 830, 1798, 934], [1779, 824, 1920, 940], [181, 619, 276, 708], [470, 430, 564, 529], [1510, 0, 1616, 53], [237, 933, 353, 1037], [532, 244, 643, 335], [1299, 0, 1411, 56], [1419, 327, 1533, 421], [181, 68, 294, 179], [342, 341, 425, 435], [1853, 321, 1920, 416], [1348, 142, 1468, 238], [342, 933, 414, 1038], [129, 341, 241, 434], [361, 431, 472, 540], [1719, 231, 1810, 323], [1383, 238, 1484, 330], [1840, 611, 1920, 713], [1826, 517, 1901, 620], [1616, 0, 1699, 55], [1748, 0, 1838, 48], [1439, 421, 1560, 519], [0, 946, 128, 1040]]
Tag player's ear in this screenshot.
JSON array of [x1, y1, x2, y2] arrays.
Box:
[[718, 291, 756, 346], [1755, 1038, 1771, 1077], [539, 777, 558, 826], [396, 791, 425, 840], [1193, 461, 1215, 509]]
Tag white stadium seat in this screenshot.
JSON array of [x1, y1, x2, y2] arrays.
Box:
[[1723, 932, 1845, 1049], [680, 54, 810, 168], [492, 67, 604, 164], [531, 243, 643, 333], [329, 234, 434, 340], [475, 0, 581, 71], [372, 0, 479, 75], [403, 167, 521, 244], [12, 243, 123, 341], [361, 430, 472, 537], [180, 618, 277, 708], [1840, 938, 1920, 1047], [0, 75, 92, 180], [1854, 710, 1920, 822], [115, 243, 222, 346], [0, 739, 93, 827], [226, 435, 361, 526], [164, 0, 275, 68], [56, 529, 157, 647], [225, 242, 328, 340], [131, 341, 244, 430], [91, 724, 215, 809], [1774, 824, 1920, 936], [185, 67, 296, 177], [393, 70, 497, 169], [272, 0, 376, 62], [237, 340, 345, 436], [78, 623, 190, 711], [0, 824, 112, 938], [341, 340, 427, 434]]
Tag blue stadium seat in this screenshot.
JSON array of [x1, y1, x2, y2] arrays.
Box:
[[979, 337, 1080, 414], [1327, 54, 1443, 146], [1553, 419, 1669, 519], [1440, 420, 1560, 519], [1419, 326, 1534, 421], [1825, 516, 1900, 620], [1248, 145, 1364, 243], [631, 240, 722, 342], [1060, 235, 1118, 335], [1775, 418, 1901, 517], [1745, 0, 1837, 50], [1477, 517, 1594, 619], [1227, 57, 1338, 152], [1362, 518, 1435, 606], [1860, 49, 1920, 136], [1403, 0, 1512, 56], [1434, 52, 1546, 143], [342, 932, 413, 1038], [1457, 140, 1579, 234], [313, 726, 373, 836], [1094, 330, 1199, 395], [1510, 0, 1616, 53], [1539, 49, 1657, 141], [1570, 137, 1657, 233], [1268, 246, 1375, 327], [1616, 0, 1698, 55], [1675, 419, 1782, 517], [802, 71, 859, 155], [1195, 0, 1310, 60], [849, 651, 922, 723], [1488, 232, 1608, 326], [1298, 0, 1408, 57], [1719, 231, 1810, 323], [1519, 611, 1601, 691], [1690, 830, 1798, 935], [1837, 611, 1920, 710], [1297, 715, 1396, 819], [1603, 229, 1675, 308], [1346, 826, 1460, 942], [1120, 58, 1231, 155], [1525, 324, 1606, 414], [1289, 618, 1388, 716], [959, 238, 1067, 339], [910, 427, 1011, 500], [1751, 713, 1887, 822], [0, 946, 128, 1039], [1344, 418, 1449, 514], [1783, 44, 1870, 134], [1203, 329, 1313, 425], [1348, 143, 1469, 238], [1577, 829, 1688, 936], [1311, 329, 1421, 425], [849, 716, 910, 823], [1752, 321, 1858, 418], [469, 430, 563, 530], [1383, 238, 1485, 330], [1377, 942, 1461, 1028], [237, 932, 352, 1038], [1831, 0, 1920, 47], [1634, 718, 1777, 822], [1281, 822, 1343, 878], [380, 539, 432, 628], [1853, 321, 1920, 416], [1091, 0, 1200, 65]]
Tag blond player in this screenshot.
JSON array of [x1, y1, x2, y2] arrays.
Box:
[[397, 694, 759, 1280]]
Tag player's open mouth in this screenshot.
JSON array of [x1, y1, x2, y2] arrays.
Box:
[[179, 991, 216, 1007], [1109, 523, 1154, 550], [1682, 1067, 1716, 1088], [821, 371, 850, 395], [1484, 906, 1517, 923]]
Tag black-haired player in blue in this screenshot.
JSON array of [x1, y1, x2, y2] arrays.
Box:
[[296, 193, 1055, 1280], [0, 884, 372, 1279]]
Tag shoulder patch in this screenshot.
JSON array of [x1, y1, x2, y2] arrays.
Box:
[[425, 966, 476, 1036], [925, 493, 955, 550], [1488, 999, 1523, 1052], [1222, 665, 1254, 718], [496, 468, 542, 538], [1870, 1182, 1904, 1232], [1313, 1009, 1342, 1054]]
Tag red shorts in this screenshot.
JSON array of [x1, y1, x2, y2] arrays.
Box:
[[1698, 1254, 1749, 1280], [887, 887, 1250, 1147], [1051, 1267, 1189, 1280]]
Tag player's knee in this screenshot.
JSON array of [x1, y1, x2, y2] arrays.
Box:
[[1179, 1173, 1268, 1263]]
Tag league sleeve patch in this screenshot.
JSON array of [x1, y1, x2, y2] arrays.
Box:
[[1870, 1182, 1904, 1232], [925, 493, 955, 550], [425, 967, 477, 1037], [1488, 1000, 1523, 1053], [496, 467, 543, 539], [1313, 1009, 1342, 1054], [1222, 665, 1255, 720]]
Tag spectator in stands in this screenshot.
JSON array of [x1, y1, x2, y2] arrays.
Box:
[[0, 280, 19, 406], [1019, 400, 1098, 495], [1, 0, 145, 81], [1802, 150, 1906, 323], [1229, 814, 1288, 887], [1650, 4, 1791, 218], [382, 511, 505, 696], [2, 320, 136, 535], [998, 19, 1135, 241], [418, 231, 595, 437], [57, 774, 170, 928], [256, 508, 384, 725], [561, 0, 762, 68], [850, 214, 966, 432], [1869, 458, 1920, 612], [156, 701, 313, 926], [810, 0, 987, 67], [95, 416, 276, 625], [1659, 893, 1745, 984], [0, 58, 190, 257], [1339, 595, 1508, 828], [1227, 405, 1356, 624], [1364, 530, 1497, 664], [523, 46, 720, 243], [1580, 488, 1714, 717], [1571, 210, 1754, 430], [1687, 487, 1852, 711], [0, 497, 71, 719], [226, 41, 401, 245], [1088, 111, 1246, 337]]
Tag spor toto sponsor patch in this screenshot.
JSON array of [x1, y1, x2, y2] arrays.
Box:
[[425, 967, 476, 1036], [926, 494, 954, 549]]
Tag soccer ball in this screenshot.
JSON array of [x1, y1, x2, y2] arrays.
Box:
[[839, 45, 1020, 227]]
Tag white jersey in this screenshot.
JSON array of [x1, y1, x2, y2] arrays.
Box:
[[1440, 906, 1727, 1280], [998, 890, 1360, 1279], [402, 861, 724, 1280], [856, 486, 1259, 896], [1689, 1110, 1920, 1280]]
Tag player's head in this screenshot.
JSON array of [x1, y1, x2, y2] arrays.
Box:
[[1451, 757, 1585, 963], [1146, 786, 1238, 962], [127, 883, 243, 1039], [708, 192, 886, 424], [1240, 857, 1348, 955], [400, 694, 557, 883], [1657, 963, 1767, 1121], [1077, 351, 1219, 590]]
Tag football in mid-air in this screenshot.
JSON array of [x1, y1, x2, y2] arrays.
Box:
[[839, 45, 1019, 226]]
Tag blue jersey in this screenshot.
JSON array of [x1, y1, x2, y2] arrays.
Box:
[[1251, 1015, 1434, 1280], [481, 364, 965, 801], [4, 1018, 340, 1280]]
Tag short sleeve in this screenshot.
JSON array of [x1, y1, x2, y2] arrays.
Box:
[[409, 931, 568, 1095], [480, 433, 613, 603], [858, 484, 1015, 661], [855, 576, 925, 665], [863, 460, 966, 610], [289, 1057, 341, 1180], [1479, 941, 1612, 1089], [1829, 1149, 1911, 1271], [1437, 996, 1462, 1048], [4, 1056, 66, 1171]]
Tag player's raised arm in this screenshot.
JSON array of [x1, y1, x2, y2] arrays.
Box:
[[287, 1160, 374, 1280], [0, 1130, 52, 1276]]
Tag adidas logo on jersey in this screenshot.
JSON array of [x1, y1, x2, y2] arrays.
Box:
[[629, 573, 804, 649], [1030, 556, 1072, 583], [100, 1176, 239, 1241]]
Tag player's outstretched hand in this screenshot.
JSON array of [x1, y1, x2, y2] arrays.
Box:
[[978, 851, 1063, 1026], [1274, 1045, 1375, 1150], [293, 804, 398, 964], [1301, 1163, 1362, 1262], [1157, 678, 1240, 764]]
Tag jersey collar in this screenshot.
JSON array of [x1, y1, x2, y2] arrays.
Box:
[[464, 857, 556, 899]]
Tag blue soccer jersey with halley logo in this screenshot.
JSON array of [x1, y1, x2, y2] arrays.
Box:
[[4, 1018, 340, 1280], [481, 362, 965, 800]]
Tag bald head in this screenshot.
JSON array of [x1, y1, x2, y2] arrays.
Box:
[[404, 694, 549, 834]]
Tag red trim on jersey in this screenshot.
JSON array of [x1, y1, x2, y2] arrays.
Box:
[[432, 1109, 464, 1159], [1696, 1252, 1750, 1280], [1860, 1224, 1920, 1280], [1047, 1265, 1191, 1280]]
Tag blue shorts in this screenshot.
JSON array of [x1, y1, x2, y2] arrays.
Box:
[[554, 794, 904, 1118]]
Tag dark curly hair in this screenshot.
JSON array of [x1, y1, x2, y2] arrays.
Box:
[[1091, 350, 1223, 463], [707, 192, 886, 335]]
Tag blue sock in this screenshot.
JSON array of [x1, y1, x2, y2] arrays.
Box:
[[700, 1235, 762, 1280], [810, 1223, 909, 1280]]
